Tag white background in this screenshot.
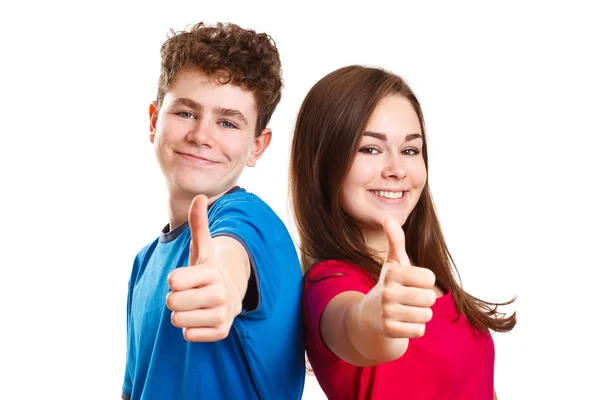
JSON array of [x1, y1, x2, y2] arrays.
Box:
[[1, 1, 598, 399]]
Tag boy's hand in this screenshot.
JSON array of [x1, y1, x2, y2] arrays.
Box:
[[166, 195, 242, 342]]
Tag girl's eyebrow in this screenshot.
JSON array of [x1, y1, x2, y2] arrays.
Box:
[[363, 131, 423, 142]]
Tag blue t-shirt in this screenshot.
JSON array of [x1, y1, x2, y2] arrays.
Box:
[[122, 188, 305, 399]]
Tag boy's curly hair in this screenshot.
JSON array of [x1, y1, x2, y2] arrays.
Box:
[[156, 22, 283, 136]]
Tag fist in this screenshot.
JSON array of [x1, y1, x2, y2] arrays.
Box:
[[165, 195, 238, 342], [377, 216, 437, 339]]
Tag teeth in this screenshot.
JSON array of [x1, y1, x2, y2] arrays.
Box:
[[373, 190, 404, 199]]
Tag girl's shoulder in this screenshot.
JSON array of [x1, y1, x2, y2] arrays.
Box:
[[305, 259, 376, 286]]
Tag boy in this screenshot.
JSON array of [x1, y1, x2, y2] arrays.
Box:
[[122, 22, 305, 400]]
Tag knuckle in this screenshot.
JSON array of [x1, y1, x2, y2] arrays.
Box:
[[412, 324, 426, 338], [382, 320, 397, 336], [396, 266, 411, 285], [165, 293, 176, 310], [426, 290, 436, 306], [215, 310, 227, 325], [202, 265, 214, 278], [212, 289, 227, 305], [207, 266, 220, 281], [381, 303, 394, 319], [423, 307, 433, 322], [171, 312, 182, 327], [167, 271, 179, 290], [383, 264, 399, 283], [382, 269, 393, 286], [183, 328, 194, 342], [425, 269, 436, 286], [381, 288, 394, 303], [232, 300, 243, 315], [216, 326, 230, 340]]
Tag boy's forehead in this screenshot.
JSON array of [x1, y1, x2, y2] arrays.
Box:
[[166, 69, 258, 113]]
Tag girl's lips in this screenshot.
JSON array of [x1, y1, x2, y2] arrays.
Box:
[[369, 190, 408, 204]]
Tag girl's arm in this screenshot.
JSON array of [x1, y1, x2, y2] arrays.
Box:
[[320, 290, 407, 366], [319, 216, 437, 367], [320, 263, 436, 366]]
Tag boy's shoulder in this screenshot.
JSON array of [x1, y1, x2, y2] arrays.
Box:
[[214, 187, 266, 206], [134, 237, 160, 263], [211, 188, 281, 222]]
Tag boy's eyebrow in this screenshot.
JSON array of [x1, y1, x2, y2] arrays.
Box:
[[172, 97, 203, 110], [214, 107, 248, 127], [363, 131, 423, 142]]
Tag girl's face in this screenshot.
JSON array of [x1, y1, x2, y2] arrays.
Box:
[[339, 95, 427, 234]]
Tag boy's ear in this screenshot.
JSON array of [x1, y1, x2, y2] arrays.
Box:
[[149, 101, 158, 143], [246, 128, 272, 167]]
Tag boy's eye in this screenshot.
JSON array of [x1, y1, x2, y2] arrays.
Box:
[[219, 121, 237, 129], [178, 111, 195, 119]]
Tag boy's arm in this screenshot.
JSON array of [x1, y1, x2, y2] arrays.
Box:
[[212, 235, 251, 308]]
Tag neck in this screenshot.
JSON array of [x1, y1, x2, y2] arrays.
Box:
[[166, 186, 236, 232], [167, 194, 194, 232], [361, 225, 389, 263]]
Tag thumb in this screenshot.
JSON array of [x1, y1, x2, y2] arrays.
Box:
[[383, 215, 411, 266], [188, 194, 214, 265]]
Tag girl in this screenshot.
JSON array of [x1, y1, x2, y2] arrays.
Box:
[[289, 65, 516, 399]]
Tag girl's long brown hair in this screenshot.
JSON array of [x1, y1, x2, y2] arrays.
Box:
[[289, 65, 516, 333]]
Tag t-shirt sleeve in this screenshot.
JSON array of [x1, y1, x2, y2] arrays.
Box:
[[122, 246, 151, 399], [208, 195, 286, 321], [304, 260, 375, 369], [122, 351, 132, 398], [122, 275, 134, 399]]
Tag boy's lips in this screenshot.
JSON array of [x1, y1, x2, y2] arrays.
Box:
[[177, 151, 219, 164]]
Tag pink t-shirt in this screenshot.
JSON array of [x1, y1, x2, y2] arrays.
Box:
[[304, 260, 495, 400]]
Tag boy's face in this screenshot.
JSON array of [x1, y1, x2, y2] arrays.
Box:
[[149, 69, 271, 202]]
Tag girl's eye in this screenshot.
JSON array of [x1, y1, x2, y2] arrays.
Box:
[[359, 147, 380, 155], [402, 148, 420, 156]]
